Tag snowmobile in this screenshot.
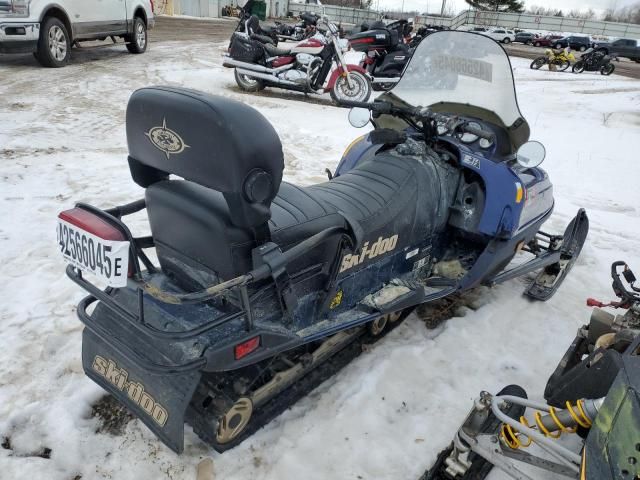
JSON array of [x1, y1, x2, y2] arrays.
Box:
[[423, 260, 640, 480], [57, 30, 588, 454]]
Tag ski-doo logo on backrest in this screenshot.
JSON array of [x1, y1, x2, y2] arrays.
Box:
[[92, 356, 169, 427], [145, 118, 190, 160], [340, 234, 399, 273]]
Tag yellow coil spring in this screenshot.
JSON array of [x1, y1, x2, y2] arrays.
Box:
[[500, 400, 592, 450]]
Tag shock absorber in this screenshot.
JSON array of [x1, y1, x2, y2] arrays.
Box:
[[498, 398, 602, 450]]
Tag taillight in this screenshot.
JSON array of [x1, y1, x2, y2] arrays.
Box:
[[350, 37, 375, 45], [59, 208, 126, 241], [150, 0, 155, 13], [234, 336, 260, 360]]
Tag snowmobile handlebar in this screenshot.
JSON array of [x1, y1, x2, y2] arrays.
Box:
[[339, 100, 495, 142]]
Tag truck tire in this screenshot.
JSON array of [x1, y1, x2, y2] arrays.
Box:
[[502, 37, 511, 44], [35, 17, 70, 68], [126, 17, 147, 54]]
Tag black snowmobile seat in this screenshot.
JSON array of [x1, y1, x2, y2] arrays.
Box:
[[144, 154, 424, 283], [125, 87, 435, 288]]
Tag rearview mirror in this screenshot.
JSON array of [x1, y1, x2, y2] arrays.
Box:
[[348, 107, 370, 128], [517, 141, 546, 168]]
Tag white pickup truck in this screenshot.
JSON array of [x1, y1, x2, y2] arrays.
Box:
[[0, 0, 154, 67]]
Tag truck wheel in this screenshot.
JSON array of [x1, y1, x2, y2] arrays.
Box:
[[579, 45, 587, 52], [35, 17, 70, 68], [126, 17, 147, 54], [534, 41, 541, 47], [502, 37, 511, 44]]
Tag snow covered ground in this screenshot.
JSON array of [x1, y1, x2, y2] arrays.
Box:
[[1, 39, 640, 480]]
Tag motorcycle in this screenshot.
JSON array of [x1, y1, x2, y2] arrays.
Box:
[[424, 261, 640, 480], [273, 11, 319, 42], [530, 47, 576, 71], [348, 19, 414, 91], [57, 30, 588, 454], [573, 48, 616, 75], [232, 0, 279, 46], [223, 16, 372, 104]]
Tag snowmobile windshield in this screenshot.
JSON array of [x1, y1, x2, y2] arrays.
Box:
[[392, 30, 526, 134]]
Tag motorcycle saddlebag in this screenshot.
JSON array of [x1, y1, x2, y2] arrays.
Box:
[[229, 33, 265, 63]]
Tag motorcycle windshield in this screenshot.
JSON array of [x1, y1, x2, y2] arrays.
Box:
[[392, 31, 525, 130]]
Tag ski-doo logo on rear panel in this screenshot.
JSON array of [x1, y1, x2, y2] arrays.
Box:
[[92, 356, 169, 427], [339, 234, 399, 273]]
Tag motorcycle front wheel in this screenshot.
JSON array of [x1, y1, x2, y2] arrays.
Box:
[[530, 57, 547, 69], [572, 61, 585, 73], [330, 71, 372, 104], [234, 69, 265, 92], [600, 63, 615, 75]]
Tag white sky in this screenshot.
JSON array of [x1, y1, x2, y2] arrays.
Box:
[[375, 0, 639, 15]]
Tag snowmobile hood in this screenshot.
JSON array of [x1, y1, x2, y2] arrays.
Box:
[[390, 30, 530, 152]]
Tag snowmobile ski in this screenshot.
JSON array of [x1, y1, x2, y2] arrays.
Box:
[[525, 208, 589, 301]]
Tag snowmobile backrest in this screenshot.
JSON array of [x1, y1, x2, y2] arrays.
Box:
[[126, 86, 284, 231]]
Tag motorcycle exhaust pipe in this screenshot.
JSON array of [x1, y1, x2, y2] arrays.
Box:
[[371, 77, 401, 84], [222, 56, 293, 75], [235, 68, 300, 87]]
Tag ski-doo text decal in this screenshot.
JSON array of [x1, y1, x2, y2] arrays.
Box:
[[340, 234, 399, 273], [92, 356, 169, 427]]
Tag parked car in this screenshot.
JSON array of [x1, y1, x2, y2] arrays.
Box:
[[0, 0, 154, 67], [481, 28, 516, 44], [533, 34, 563, 47], [594, 38, 640, 62], [553, 35, 591, 52], [514, 31, 537, 45]]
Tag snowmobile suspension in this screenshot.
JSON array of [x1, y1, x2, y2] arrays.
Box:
[[492, 395, 602, 467], [500, 399, 595, 449]]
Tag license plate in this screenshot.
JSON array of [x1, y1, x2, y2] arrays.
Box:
[[57, 218, 130, 287]]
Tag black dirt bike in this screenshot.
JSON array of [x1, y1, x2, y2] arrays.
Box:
[[573, 48, 616, 75]]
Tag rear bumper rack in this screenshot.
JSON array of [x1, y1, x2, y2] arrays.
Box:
[[76, 293, 206, 375]]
